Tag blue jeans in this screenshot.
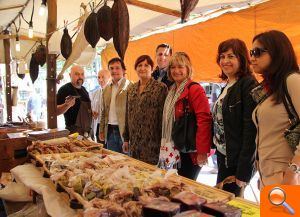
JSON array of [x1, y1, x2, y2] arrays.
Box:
[[106, 125, 123, 153]]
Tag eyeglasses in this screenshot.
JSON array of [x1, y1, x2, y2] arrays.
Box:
[[250, 47, 268, 58]]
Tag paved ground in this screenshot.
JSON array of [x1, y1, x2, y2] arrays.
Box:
[[196, 156, 260, 204]]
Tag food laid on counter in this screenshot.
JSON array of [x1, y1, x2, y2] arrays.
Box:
[[143, 200, 181, 217], [171, 191, 207, 212], [0, 172, 12, 187], [34, 152, 241, 217], [27, 129, 70, 140], [202, 201, 242, 217], [27, 137, 102, 155], [174, 210, 213, 217], [41, 152, 188, 199]]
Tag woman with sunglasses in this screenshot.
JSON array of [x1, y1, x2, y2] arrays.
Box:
[[250, 30, 300, 187], [213, 39, 257, 196]]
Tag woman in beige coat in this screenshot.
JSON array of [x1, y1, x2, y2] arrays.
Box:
[[250, 30, 300, 187]]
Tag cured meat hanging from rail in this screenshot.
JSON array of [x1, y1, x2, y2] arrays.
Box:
[[180, 0, 199, 23], [34, 43, 46, 67], [61, 25, 73, 59], [57, 8, 90, 80], [15, 61, 25, 79], [97, 1, 113, 41], [111, 0, 130, 60], [29, 53, 39, 83], [84, 3, 101, 48]]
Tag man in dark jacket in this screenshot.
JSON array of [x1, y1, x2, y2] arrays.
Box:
[[151, 43, 173, 88], [57, 65, 92, 136]]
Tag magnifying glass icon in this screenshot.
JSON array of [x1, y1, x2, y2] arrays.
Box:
[[268, 187, 295, 215]]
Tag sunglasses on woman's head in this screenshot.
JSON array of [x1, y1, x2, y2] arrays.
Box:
[[250, 47, 268, 58]]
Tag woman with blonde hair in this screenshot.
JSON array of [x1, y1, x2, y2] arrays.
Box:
[[159, 52, 212, 180]]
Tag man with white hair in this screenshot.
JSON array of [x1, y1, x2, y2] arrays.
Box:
[[90, 69, 111, 143], [57, 65, 92, 136]]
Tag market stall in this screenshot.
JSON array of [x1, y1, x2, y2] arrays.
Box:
[[4, 1, 295, 216], [0, 128, 69, 174], [0, 136, 259, 216]]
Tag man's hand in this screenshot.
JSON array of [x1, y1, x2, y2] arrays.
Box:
[[65, 96, 76, 108], [122, 142, 129, 153], [99, 132, 105, 141], [57, 96, 76, 116]]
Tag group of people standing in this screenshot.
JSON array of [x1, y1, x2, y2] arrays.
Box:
[[56, 30, 300, 197]]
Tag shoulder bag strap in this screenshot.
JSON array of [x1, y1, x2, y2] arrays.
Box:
[[187, 82, 200, 89], [282, 76, 299, 124], [183, 82, 199, 112]]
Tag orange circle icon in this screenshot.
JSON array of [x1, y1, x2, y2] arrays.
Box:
[[268, 187, 295, 215], [269, 187, 286, 205]]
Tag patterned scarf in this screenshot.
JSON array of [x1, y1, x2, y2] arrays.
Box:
[[250, 82, 270, 104], [162, 79, 188, 142]]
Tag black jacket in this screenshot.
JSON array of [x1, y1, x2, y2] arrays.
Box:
[[151, 67, 174, 88], [218, 75, 258, 182]]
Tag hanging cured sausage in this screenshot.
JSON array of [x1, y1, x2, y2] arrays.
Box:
[[17, 73, 25, 80], [180, 0, 199, 23], [111, 0, 130, 60], [57, 8, 90, 81], [34, 43, 46, 66], [97, 1, 113, 41], [29, 53, 39, 83], [61, 27, 72, 59], [16, 65, 25, 79], [84, 3, 100, 48]]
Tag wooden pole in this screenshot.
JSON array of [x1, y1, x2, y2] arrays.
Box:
[[0, 34, 44, 41], [46, 0, 57, 128], [0, 4, 24, 11], [3, 30, 12, 122], [125, 0, 181, 17]]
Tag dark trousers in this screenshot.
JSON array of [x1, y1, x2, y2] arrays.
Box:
[[106, 124, 123, 153], [216, 150, 242, 197], [178, 152, 201, 180]]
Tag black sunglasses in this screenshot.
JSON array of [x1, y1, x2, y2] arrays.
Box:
[[250, 47, 268, 58]]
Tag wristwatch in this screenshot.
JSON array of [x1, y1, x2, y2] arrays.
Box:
[[288, 162, 300, 174]]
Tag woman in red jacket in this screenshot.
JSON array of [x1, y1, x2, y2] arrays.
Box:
[[159, 52, 212, 180]]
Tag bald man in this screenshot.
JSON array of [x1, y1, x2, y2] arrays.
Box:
[[90, 69, 111, 142], [57, 65, 92, 136]]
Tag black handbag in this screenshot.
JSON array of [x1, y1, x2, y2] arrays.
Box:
[[282, 76, 300, 151], [171, 83, 198, 153]]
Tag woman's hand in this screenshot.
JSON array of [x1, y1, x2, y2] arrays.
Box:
[[197, 153, 208, 166], [282, 169, 299, 185], [236, 178, 247, 188], [122, 142, 129, 153], [92, 111, 99, 119], [99, 133, 105, 141], [284, 156, 300, 185]]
